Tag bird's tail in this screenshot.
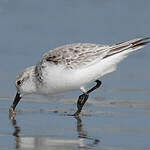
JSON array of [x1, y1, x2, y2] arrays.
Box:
[[105, 37, 150, 58]]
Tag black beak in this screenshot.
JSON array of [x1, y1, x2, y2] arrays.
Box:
[[11, 92, 22, 111]]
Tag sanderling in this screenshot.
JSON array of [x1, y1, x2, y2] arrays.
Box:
[[9, 37, 150, 117]]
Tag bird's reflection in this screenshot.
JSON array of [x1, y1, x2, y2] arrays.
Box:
[[10, 116, 100, 150], [10, 118, 21, 149], [75, 116, 100, 149]]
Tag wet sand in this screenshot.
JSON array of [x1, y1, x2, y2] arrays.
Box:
[[1, 93, 150, 150]]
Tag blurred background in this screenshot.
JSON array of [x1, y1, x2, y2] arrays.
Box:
[[0, 0, 150, 150], [0, 0, 150, 97]]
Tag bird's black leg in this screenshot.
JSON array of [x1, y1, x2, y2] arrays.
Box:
[[86, 80, 102, 95], [74, 93, 89, 116], [74, 80, 102, 116]]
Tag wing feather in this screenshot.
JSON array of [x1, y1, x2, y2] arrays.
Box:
[[37, 37, 150, 70], [42, 43, 110, 68]]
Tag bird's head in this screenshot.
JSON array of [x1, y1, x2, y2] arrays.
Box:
[[10, 66, 36, 111]]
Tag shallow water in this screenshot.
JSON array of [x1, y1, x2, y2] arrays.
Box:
[[0, 0, 150, 150], [1, 96, 150, 150]]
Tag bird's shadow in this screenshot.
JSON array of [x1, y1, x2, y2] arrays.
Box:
[[10, 115, 100, 149]]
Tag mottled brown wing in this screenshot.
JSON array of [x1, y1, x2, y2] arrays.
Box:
[[42, 43, 110, 69], [39, 37, 150, 69]]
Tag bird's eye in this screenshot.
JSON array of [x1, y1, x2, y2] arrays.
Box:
[[17, 80, 22, 86]]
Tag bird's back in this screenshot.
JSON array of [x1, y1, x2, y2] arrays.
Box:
[[34, 37, 150, 94]]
